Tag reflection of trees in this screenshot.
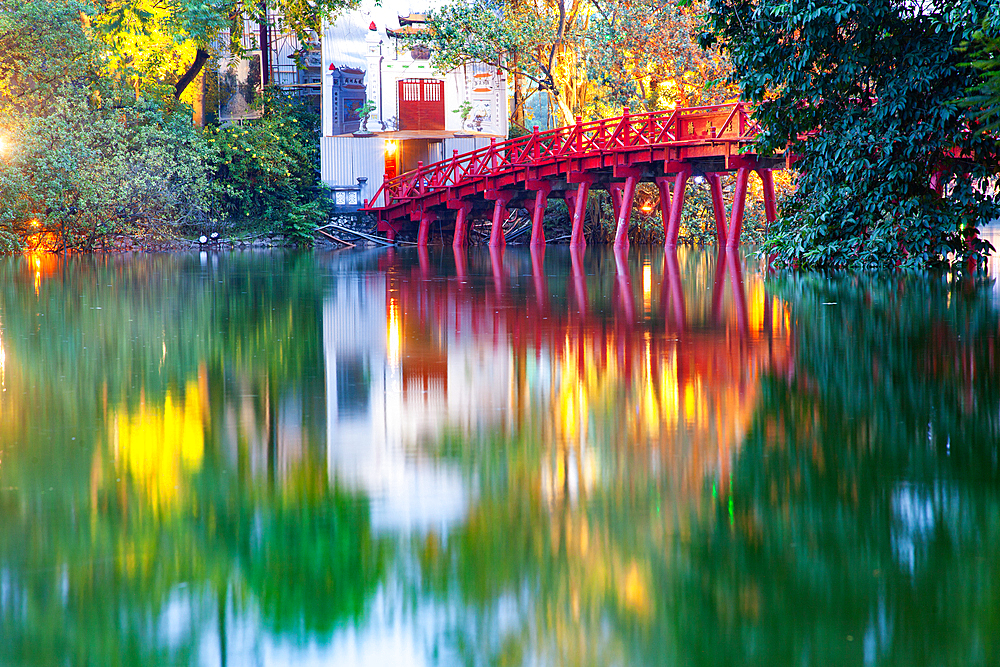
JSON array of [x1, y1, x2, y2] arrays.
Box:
[[0, 252, 386, 664], [662, 275, 1000, 666]]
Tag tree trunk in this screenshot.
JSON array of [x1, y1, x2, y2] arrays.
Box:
[[174, 48, 210, 100], [192, 67, 206, 127], [259, 1, 270, 87]]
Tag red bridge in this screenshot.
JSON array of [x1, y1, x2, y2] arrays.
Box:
[[363, 102, 786, 251]]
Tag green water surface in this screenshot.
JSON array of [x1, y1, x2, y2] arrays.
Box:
[[0, 245, 997, 666]]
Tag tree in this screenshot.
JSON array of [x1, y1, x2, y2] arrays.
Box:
[[0, 0, 215, 251], [959, 2, 1000, 132], [706, 0, 1000, 269], [586, 0, 735, 113], [424, 0, 731, 127], [89, 0, 360, 104]]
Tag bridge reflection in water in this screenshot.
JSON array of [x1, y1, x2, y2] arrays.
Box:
[[323, 246, 791, 527], [320, 246, 793, 662]]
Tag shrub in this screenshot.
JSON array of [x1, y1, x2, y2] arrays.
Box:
[[205, 91, 331, 245]]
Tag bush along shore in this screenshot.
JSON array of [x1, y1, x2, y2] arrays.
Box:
[[0, 0, 332, 253]]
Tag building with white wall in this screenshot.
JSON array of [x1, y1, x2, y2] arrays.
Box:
[[319, 1, 508, 209]]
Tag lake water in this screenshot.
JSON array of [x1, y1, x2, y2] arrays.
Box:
[[0, 243, 998, 666]]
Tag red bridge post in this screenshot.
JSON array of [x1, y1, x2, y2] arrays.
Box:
[[705, 173, 728, 245], [758, 168, 777, 225], [655, 177, 672, 243], [726, 167, 751, 251], [610, 184, 624, 224], [613, 174, 639, 251], [567, 173, 596, 249], [525, 179, 552, 247], [416, 209, 436, 247], [449, 199, 473, 249], [485, 189, 516, 248], [665, 166, 692, 248]]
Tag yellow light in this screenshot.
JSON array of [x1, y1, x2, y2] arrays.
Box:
[[0, 136, 6, 155], [384, 140, 397, 155], [30, 219, 39, 228], [640, 202, 654, 214]]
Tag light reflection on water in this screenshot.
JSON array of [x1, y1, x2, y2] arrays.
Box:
[[0, 246, 997, 666]]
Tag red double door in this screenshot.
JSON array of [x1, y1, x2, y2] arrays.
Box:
[[398, 79, 445, 130]]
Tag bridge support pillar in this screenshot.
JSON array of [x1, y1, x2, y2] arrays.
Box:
[[610, 184, 624, 223], [449, 200, 474, 249], [655, 177, 673, 242], [485, 190, 516, 248], [726, 167, 751, 252], [566, 173, 596, 249], [416, 210, 436, 247], [665, 166, 692, 249], [490, 200, 507, 247], [613, 176, 638, 251], [525, 180, 552, 247], [758, 168, 777, 225], [706, 173, 728, 245]]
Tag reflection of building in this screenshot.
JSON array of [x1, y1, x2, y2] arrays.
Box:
[[322, 263, 477, 533], [319, 1, 507, 210]]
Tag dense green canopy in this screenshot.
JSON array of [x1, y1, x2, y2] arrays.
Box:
[[707, 0, 1000, 269]]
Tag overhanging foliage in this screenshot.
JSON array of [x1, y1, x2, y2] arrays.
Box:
[[707, 0, 1000, 269]]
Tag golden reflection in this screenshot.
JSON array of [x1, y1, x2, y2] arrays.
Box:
[[23, 250, 60, 296], [110, 378, 206, 514], [642, 262, 652, 312], [387, 296, 401, 366]]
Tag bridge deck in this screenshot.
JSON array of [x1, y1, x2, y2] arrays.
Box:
[[362, 103, 787, 250]]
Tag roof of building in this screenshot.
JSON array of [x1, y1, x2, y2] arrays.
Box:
[[386, 25, 427, 37], [398, 13, 428, 24]]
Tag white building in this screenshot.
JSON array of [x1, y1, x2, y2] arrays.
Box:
[[319, 1, 508, 210]]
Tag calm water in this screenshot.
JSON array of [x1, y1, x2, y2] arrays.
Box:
[[0, 243, 998, 666]]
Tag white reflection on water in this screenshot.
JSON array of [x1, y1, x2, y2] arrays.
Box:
[[891, 481, 961, 576], [323, 273, 472, 534]]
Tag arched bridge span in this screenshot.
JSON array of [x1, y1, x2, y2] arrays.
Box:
[[362, 103, 788, 250]]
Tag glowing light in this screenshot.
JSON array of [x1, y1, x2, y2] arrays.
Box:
[[0, 136, 7, 155], [639, 202, 654, 214], [30, 219, 39, 228], [384, 140, 398, 155]]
